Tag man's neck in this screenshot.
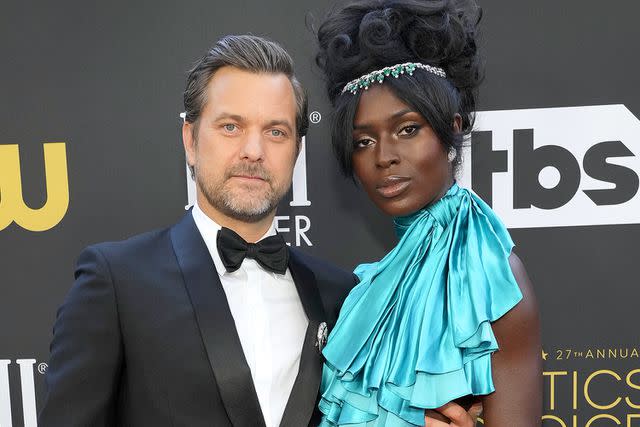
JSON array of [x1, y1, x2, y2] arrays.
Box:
[[196, 195, 275, 243]]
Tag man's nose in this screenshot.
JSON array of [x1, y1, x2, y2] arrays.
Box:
[[239, 131, 265, 161]]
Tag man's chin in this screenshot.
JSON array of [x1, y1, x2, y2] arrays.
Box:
[[222, 206, 274, 223], [220, 195, 276, 222], [200, 185, 282, 223]]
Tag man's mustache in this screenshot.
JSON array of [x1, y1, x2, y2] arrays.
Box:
[[225, 164, 271, 182]]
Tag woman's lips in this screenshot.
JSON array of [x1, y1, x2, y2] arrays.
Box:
[[376, 176, 410, 198]]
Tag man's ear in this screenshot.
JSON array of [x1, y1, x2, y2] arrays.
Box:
[[182, 121, 197, 170], [295, 137, 302, 158]]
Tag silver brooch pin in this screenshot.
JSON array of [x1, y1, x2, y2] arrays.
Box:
[[316, 322, 328, 353]]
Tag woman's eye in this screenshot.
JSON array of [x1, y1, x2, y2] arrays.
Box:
[[399, 125, 419, 136], [354, 138, 374, 148], [223, 124, 237, 132]]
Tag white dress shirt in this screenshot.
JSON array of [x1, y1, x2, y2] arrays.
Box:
[[191, 202, 308, 427]]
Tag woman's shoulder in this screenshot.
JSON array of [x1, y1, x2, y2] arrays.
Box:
[[507, 252, 539, 321], [494, 251, 541, 354]]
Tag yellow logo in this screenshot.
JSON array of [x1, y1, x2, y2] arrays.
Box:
[[0, 143, 69, 232]]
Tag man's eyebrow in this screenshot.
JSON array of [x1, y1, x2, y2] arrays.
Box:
[[265, 119, 294, 132], [212, 112, 245, 122], [353, 108, 416, 130]]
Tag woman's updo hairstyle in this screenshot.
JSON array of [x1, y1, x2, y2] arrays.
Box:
[[316, 0, 483, 176]]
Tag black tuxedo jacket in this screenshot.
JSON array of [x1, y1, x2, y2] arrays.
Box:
[[39, 212, 355, 427]]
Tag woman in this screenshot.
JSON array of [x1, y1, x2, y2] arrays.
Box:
[[315, 0, 542, 425]]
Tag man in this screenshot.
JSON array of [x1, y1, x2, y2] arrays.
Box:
[[39, 35, 477, 427]]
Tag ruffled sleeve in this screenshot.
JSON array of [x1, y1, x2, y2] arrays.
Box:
[[318, 185, 523, 426], [447, 194, 523, 359]]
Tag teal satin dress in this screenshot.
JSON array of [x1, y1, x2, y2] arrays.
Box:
[[318, 184, 523, 426]]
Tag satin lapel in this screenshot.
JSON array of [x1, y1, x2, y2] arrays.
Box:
[[170, 212, 266, 427], [279, 249, 327, 427]]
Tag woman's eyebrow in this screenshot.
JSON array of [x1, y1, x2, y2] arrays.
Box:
[[390, 108, 416, 119], [353, 108, 416, 130]]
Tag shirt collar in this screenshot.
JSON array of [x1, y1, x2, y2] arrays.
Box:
[[191, 201, 277, 276]]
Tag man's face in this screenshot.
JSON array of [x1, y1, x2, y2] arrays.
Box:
[[183, 66, 299, 223]]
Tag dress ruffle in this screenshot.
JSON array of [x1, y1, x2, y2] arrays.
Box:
[[318, 184, 522, 426]]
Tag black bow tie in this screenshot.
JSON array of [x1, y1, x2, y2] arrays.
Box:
[[216, 227, 289, 274]]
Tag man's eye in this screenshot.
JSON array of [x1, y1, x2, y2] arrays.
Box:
[[270, 129, 285, 137], [223, 124, 237, 132]]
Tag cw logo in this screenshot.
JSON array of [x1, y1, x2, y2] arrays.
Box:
[[0, 143, 69, 232]]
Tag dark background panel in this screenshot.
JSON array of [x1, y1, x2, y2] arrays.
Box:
[[1, 0, 639, 425]]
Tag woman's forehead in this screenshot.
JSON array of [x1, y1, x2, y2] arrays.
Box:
[[354, 85, 419, 127]]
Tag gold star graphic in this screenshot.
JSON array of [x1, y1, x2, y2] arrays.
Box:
[[542, 350, 548, 361]]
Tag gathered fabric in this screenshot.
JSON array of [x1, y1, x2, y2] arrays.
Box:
[[318, 184, 523, 426]]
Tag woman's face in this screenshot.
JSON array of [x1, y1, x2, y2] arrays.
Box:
[[351, 84, 453, 217]]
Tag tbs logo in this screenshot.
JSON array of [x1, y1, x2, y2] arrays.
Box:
[[458, 105, 640, 228]]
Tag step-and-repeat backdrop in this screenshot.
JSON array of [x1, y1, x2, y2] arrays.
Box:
[[1, 1, 639, 425]]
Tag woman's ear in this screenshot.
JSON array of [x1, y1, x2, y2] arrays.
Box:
[[453, 113, 463, 133]]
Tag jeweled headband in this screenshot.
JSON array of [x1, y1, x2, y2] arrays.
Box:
[[341, 62, 447, 95]]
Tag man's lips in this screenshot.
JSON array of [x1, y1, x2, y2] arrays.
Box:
[[376, 176, 410, 198], [231, 175, 266, 182]]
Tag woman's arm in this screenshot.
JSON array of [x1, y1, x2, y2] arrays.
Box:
[[480, 252, 543, 426]]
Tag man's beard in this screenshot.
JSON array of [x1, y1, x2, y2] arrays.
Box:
[[196, 162, 289, 223]]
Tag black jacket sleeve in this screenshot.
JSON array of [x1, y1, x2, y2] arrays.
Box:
[[38, 246, 123, 427]]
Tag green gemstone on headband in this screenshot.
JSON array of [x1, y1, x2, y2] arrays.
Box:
[[341, 62, 447, 95]]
